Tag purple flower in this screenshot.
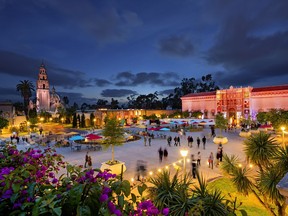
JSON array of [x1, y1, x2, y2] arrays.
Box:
[[102, 187, 111, 194], [13, 202, 22, 209], [52, 178, 58, 184], [2, 189, 13, 199], [99, 194, 108, 202], [108, 201, 116, 212], [138, 200, 153, 210], [1, 167, 14, 175], [113, 209, 122, 216], [48, 172, 55, 178], [162, 208, 169, 215], [147, 206, 159, 215]]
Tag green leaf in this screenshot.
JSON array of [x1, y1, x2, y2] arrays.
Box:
[[121, 180, 131, 197], [137, 184, 147, 196], [77, 205, 91, 216], [131, 193, 137, 203], [239, 209, 248, 216], [52, 207, 62, 216], [12, 183, 20, 193], [118, 195, 124, 208], [10, 192, 18, 203]]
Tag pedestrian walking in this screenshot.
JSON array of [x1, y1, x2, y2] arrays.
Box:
[[87, 155, 92, 169], [191, 154, 197, 178], [216, 149, 221, 167], [167, 136, 171, 146], [187, 136, 191, 146], [163, 148, 168, 160], [208, 152, 214, 169], [84, 152, 89, 168], [158, 147, 164, 162], [197, 151, 201, 166], [219, 144, 223, 162], [177, 136, 181, 146], [174, 136, 178, 146], [190, 136, 194, 148], [202, 136, 206, 149], [197, 137, 200, 148], [148, 136, 152, 146], [144, 136, 147, 146], [136, 160, 147, 181]]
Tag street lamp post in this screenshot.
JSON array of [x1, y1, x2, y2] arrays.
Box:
[[281, 127, 285, 148], [180, 149, 188, 174]]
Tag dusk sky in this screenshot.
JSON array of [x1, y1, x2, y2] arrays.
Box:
[[1, 0, 288, 105]]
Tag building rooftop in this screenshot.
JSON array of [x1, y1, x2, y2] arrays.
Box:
[[252, 84, 288, 92]]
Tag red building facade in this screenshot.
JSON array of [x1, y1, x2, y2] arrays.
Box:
[[181, 85, 288, 123]]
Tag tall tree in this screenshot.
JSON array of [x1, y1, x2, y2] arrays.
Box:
[[72, 113, 77, 128], [198, 74, 220, 92], [110, 98, 119, 109], [90, 113, 95, 127], [81, 113, 86, 128], [215, 113, 228, 137], [16, 80, 35, 117], [102, 116, 125, 163], [96, 99, 108, 108]]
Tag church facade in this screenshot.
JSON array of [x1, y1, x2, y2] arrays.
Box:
[[36, 63, 62, 113], [181, 85, 288, 124]]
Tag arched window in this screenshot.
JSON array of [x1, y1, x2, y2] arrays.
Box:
[[43, 84, 45, 89]]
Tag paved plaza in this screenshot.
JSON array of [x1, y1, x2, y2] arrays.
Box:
[[13, 127, 247, 183]]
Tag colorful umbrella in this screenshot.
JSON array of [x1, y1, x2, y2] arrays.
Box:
[[86, 134, 102, 140], [160, 127, 170, 131], [69, 135, 84, 141]]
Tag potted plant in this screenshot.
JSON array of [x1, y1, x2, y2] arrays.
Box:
[[100, 116, 127, 175], [239, 115, 252, 137], [213, 113, 228, 144]]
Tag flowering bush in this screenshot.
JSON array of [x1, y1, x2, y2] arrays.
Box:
[[0, 145, 168, 215]]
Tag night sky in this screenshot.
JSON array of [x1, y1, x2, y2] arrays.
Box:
[[1, 0, 288, 105]]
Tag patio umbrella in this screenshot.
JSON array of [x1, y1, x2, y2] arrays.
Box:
[[148, 127, 158, 131], [69, 135, 84, 141], [160, 127, 170, 131], [199, 121, 207, 125], [86, 134, 102, 140]]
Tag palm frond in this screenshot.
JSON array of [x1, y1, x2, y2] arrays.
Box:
[[231, 167, 253, 196], [244, 132, 279, 169], [220, 154, 240, 176], [258, 168, 285, 202]]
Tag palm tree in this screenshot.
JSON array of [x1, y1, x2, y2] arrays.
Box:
[[221, 132, 287, 215], [16, 80, 35, 117], [102, 116, 125, 163], [192, 173, 230, 216], [244, 132, 279, 171], [148, 171, 231, 215]]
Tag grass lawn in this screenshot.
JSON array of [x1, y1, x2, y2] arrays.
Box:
[[207, 177, 270, 216]]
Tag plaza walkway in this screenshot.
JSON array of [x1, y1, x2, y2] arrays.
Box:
[[14, 127, 247, 183]]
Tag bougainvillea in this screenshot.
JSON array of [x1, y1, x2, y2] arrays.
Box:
[[0, 145, 167, 215]]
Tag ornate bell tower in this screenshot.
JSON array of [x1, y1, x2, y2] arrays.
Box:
[[36, 63, 50, 111]]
